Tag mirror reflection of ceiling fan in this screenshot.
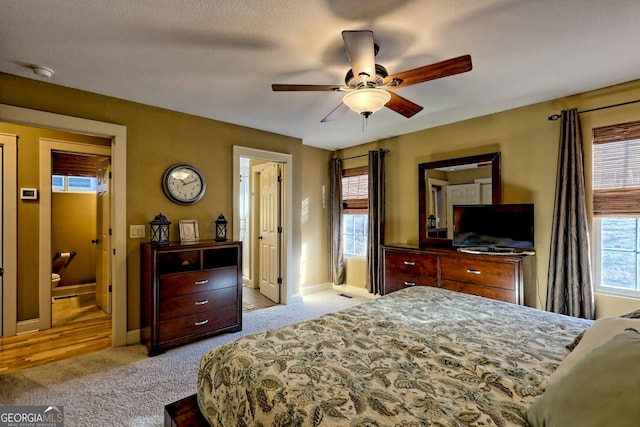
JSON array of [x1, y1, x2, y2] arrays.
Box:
[[272, 30, 472, 122]]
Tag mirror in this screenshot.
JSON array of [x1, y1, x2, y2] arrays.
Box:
[[419, 152, 501, 246]]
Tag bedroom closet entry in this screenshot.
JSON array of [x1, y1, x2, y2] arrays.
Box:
[[234, 146, 293, 307]]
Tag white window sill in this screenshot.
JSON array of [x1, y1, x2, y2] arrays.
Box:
[[595, 287, 640, 300]]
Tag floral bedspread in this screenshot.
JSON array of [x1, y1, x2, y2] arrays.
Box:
[[197, 286, 591, 426]]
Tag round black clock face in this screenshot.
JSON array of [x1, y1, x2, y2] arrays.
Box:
[[162, 164, 206, 205]]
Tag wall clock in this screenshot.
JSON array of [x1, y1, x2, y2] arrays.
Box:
[[162, 164, 206, 205]]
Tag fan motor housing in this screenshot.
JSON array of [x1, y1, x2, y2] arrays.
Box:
[[345, 64, 388, 88]]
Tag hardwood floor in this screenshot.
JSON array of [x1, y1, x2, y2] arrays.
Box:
[[1, 287, 275, 375], [242, 285, 278, 310], [0, 316, 112, 375]]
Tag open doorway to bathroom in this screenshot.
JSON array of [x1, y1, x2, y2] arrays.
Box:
[[233, 146, 297, 306], [50, 151, 111, 328]]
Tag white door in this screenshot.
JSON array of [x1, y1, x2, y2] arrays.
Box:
[[446, 183, 481, 239], [256, 162, 281, 303], [475, 178, 493, 204], [96, 159, 111, 313]]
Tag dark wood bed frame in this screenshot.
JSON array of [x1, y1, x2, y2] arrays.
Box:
[[164, 394, 208, 427]]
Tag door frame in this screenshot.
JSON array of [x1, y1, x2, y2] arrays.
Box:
[[0, 104, 128, 347], [233, 146, 299, 304], [0, 133, 18, 337]]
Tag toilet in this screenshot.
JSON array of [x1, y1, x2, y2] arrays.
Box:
[[51, 273, 61, 289], [51, 251, 76, 289]]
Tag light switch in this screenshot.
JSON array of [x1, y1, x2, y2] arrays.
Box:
[[129, 225, 146, 239]]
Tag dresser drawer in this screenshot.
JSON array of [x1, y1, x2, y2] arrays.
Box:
[[384, 250, 438, 276], [440, 256, 517, 290], [160, 267, 237, 298], [159, 304, 238, 344], [385, 272, 438, 293], [441, 280, 517, 304], [159, 286, 238, 321]]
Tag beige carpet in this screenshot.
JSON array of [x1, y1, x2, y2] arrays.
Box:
[[0, 289, 370, 427]]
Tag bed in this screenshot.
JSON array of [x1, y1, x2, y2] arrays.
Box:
[[196, 286, 602, 426]]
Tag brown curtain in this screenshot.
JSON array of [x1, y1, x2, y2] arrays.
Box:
[[366, 149, 386, 294], [546, 108, 594, 319], [329, 158, 345, 285]]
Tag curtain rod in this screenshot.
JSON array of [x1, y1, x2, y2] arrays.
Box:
[[548, 98, 640, 121], [336, 148, 389, 161]]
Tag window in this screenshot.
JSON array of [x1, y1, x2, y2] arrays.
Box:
[[592, 120, 640, 297], [342, 166, 368, 258], [52, 175, 98, 192]]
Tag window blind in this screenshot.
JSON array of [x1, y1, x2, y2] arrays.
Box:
[[342, 166, 368, 212], [593, 120, 640, 216]]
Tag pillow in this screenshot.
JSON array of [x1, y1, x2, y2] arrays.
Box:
[[527, 328, 640, 427], [551, 317, 640, 383], [620, 308, 640, 318], [566, 307, 640, 350]]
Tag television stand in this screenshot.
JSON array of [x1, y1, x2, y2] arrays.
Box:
[[457, 247, 535, 256]]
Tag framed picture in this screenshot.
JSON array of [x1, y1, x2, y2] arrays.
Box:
[[179, 220, 199, 242]]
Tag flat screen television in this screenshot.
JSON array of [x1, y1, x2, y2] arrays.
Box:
[[452, 204, 534, 250]]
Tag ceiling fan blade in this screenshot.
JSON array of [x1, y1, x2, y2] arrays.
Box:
[[385, 91, 423, 118], [321, 102, 350, 122], [342, 30, 376, 83], [385, 54, 472, 88], [272, 84, 345, 91]]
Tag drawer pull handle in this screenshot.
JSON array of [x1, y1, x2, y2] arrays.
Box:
[[194, 279, 209, 285], [467, 269, 481, 275], [194, 299, 209, 306], [404, 281, 416, 286], [403, 260, 416, 266], [195, 319, 209, 326]]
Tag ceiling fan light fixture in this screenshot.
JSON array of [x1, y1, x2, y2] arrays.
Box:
[[343, 88, 391, 117]]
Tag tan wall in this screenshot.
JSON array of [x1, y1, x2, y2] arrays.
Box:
[[1, 72, 332, 330], [299, 146, 333, 287], [52, 192, 97, 286], [336, 79, 640, 317]]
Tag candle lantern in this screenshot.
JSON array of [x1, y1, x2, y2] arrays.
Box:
[[149, 213, 171, 244], [427, 214, 436, 228], [215, 213, 228, 242]]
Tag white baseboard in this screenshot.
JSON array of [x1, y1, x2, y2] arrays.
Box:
[[16, 318, 41, 335], [332, 284, 378, 299], [300, 282, 332, 295], [52, 282, 96, 299], [126, 329, 140, 346], [300, 282, 377, 299]]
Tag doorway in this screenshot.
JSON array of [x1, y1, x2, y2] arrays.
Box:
[[0, 104, 127, 346], [50, 150, 112, 328], [38, 140, 112, 331], [233, 146, 298, 305]]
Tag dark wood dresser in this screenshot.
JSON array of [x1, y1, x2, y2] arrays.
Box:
[[141, 240, 242, 356], [383, 244, 534, 305]]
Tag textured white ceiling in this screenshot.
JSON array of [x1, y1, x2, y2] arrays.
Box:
[[2, 0, 640, 150]]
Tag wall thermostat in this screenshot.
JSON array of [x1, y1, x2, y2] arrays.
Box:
[[20, 188, 38, 200]]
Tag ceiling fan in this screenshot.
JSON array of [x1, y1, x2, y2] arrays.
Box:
[[272, 30, 472, 122]]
